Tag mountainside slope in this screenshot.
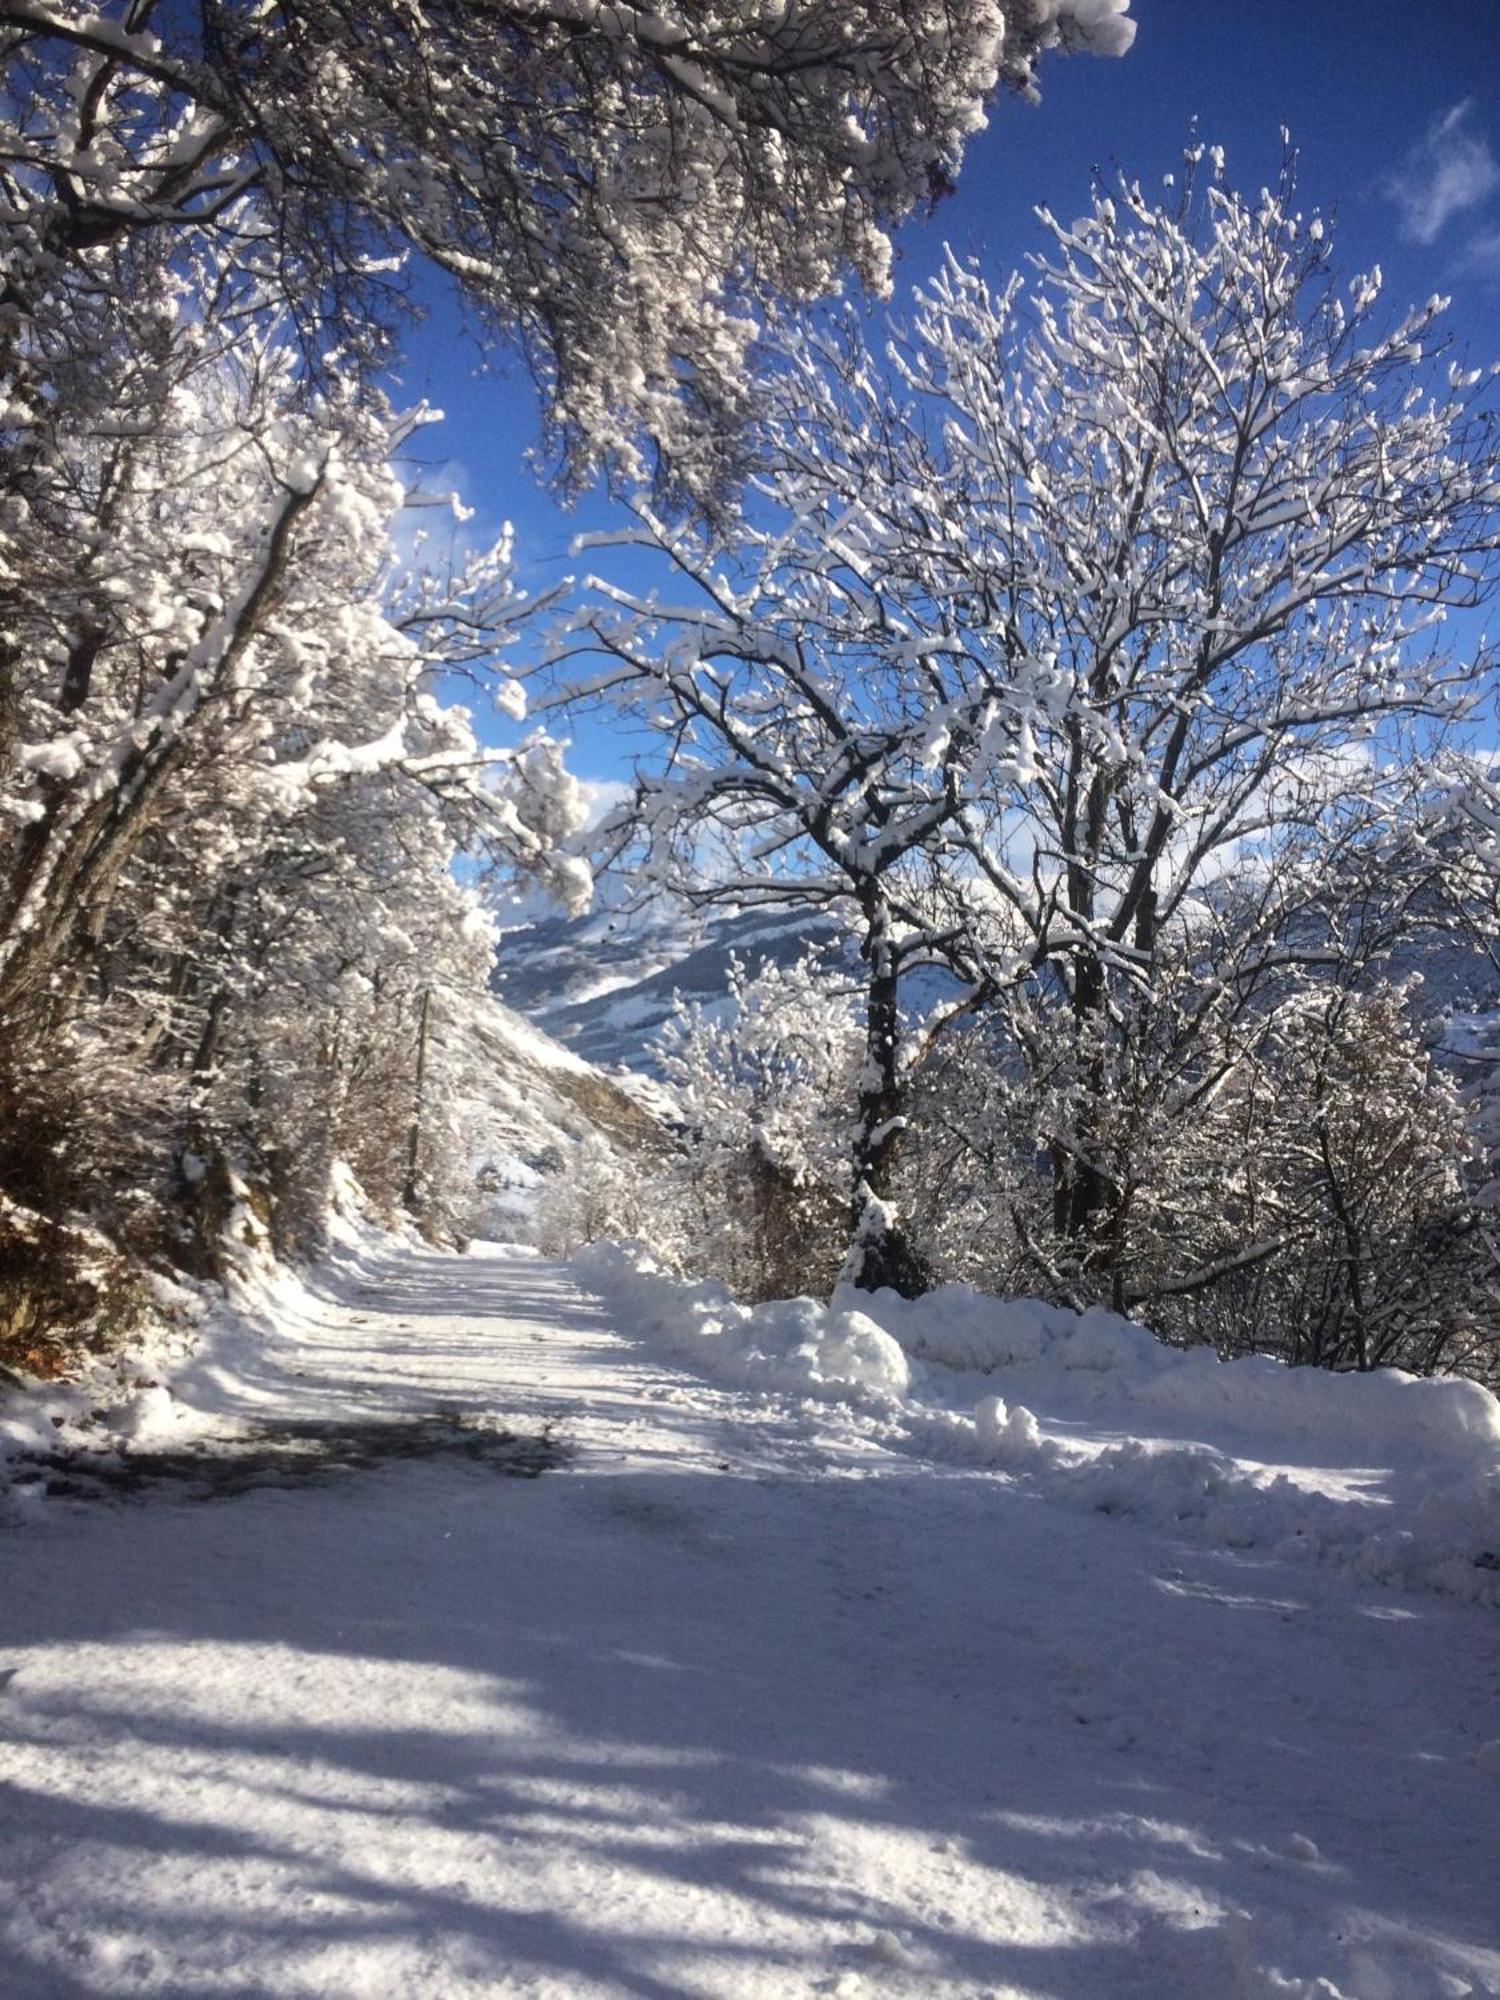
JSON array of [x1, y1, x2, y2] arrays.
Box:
[[470, 994, 663, 1160], [494, 899, 1500, 1088], [492, 904, 840, 1073]]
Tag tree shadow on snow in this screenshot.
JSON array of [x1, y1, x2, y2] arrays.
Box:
[[3, 1245, 1498, 1996], [3, 1444, 1499, 1998]]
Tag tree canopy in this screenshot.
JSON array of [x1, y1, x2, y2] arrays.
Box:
[[552, 150, 1500, 1298], [2, 0, 1134, 497]]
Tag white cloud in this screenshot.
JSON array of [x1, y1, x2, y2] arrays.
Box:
[[1383, 100, 1500, 245], [579, 776, 634, 832]]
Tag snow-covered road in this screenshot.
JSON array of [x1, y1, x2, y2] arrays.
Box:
[[2, 1242, 1498, 1998]]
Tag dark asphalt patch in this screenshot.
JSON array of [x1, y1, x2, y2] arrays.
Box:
[[8, 1414, 569, 1503]]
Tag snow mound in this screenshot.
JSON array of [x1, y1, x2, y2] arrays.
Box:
[[574, 1243, 910, 1402], [975, 1393, 1049, 1464], [0, 1288, 206, 1515], [99, 1383, 180, 1446], [853, 1282, 1500, 1467], [576, 1246, 1500, 1608]]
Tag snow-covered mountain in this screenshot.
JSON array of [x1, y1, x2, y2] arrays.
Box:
[[494, 896, 1500, 1083], [491, 904, 840, 1074]]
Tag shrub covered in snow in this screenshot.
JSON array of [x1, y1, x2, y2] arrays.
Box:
[[541, 954, 863, 1302], [900, 979, 1498, 1383]]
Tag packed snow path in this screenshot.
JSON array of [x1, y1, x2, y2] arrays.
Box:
[[2, 1245, 1498, 1999]]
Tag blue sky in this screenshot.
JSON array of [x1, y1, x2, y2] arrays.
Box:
[[395, 0, 1500, 787]]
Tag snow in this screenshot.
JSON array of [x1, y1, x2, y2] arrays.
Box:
[[0, 1275, 205, 1499], [1043, 0, 1137, 59], [572, 1245, 913, 1401], [2, 1236, 1498, 1999], [480, 993, 598, 1080], [576, 1246, 1500, 1609], [98, 1383, 181, 1447], [19, 735, 85, 782], [859, 1283, 1500, 1464]]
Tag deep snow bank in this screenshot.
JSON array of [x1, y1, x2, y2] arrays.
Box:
[[574, 1245, 1500, 1608], [854, 1280, 1500, 1465], [570, 1243, 912, 1403]]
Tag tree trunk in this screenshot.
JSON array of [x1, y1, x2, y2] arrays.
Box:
[[402, 987, 432, 1215], [843, 890, 928, 1297], [1049, 946, 1128, 1304]]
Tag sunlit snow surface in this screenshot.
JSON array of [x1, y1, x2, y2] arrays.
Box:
[[2, 1239, 1498, 1998]]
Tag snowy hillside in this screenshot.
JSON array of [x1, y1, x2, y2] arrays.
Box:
[[494, 899, 1500, 1085], [491, 904, 841, 1073], [470, 994, 662, 1162], [452, 993, 665, 1241]]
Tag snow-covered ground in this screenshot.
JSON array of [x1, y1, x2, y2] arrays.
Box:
[[2, 1238, 1499, 1998]]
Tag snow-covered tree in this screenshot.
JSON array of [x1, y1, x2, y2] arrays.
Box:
[[1159, 985, 1493, 1376], [657, 952, 863, 1297], [552, 519, 978, 1289], [899, 971, 1497, 1376], [535, 950, 863, 1297], [0, 237, 569, 1013], [2, 0, 1133, 500], [555, 144, 1500, 1300], [172, 762, 517, 1254], [0, 216, 598, 1353]]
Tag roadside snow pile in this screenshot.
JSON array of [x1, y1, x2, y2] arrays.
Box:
[[852, 1281, 1500, 1466], [577, 1245, 1500, 1608], [0, 1383, 98, 1512], [0, 1200, 368, 1515], [868, 1286, 1500, 1608], [0, 1275, 206, 1518], [572, 1243, 911, 1402], [972, 1410, 1500, 1607]]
